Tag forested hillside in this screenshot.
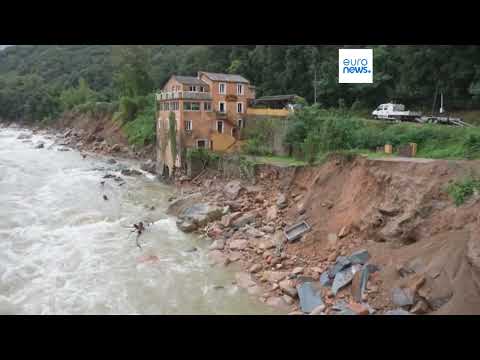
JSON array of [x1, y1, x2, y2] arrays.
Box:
[[1, 44, 480, 129]]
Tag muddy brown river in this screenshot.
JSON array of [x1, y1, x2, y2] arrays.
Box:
[[0, 126, 280, 314]]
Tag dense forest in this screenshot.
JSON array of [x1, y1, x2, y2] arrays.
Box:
[[1, 45, 480, 129]]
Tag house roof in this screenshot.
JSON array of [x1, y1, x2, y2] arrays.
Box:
[[173, 75, 207, 86], [199, 71, 250, 83], [255, 94, 299, 102]]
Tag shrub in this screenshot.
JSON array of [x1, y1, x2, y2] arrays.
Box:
[[446, 177, 480, 206]]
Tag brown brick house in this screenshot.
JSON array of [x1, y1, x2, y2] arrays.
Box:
[[156, 71, 256, 176]]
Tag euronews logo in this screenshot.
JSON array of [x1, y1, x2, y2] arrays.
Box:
[[339, 49, 373, 83]]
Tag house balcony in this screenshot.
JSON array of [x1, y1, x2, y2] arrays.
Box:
[[156, 91, 212, 101]]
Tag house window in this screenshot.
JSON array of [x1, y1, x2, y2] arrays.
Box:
[[185, 120, 192, 131], [189, 86, 196, 92], [200, 86, 205, 92], [237, 118, 244, 128], [216, 120, 224, 134], [237, 102, 244, 113], [219, 83, 226, 94], [197, 139, 207, 149], [175, 102, 179, 111], [204, 102, 212, 112], [237, 84, 244, 95], [165, 102, 170, 111], [219, 101, 226, 113], [159, 102, 163, 111], [184, 102, 200, 111]]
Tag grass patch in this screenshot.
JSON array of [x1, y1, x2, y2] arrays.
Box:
[[446, 177, 480, 206], [250, 155, 307, 167]]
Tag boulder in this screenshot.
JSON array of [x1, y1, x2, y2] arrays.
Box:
[[107, 158, 117, 165], [244, 226, 264, 238], [229, 239, 249, 251], [282, 294, 295, 305], [209, 239, 225, 250], [228, 252, 242, 262], [34, 142, 45, 149], [266, 206, 278, 222], [166, 193, 203, 216], [276, 193, 287, 209], [111, 144, 121, 152], [179, 203, 224, 229], [232, 211, 257, 228], [292, 267, 304, 275], [140, 160, 156, 174], [17, 133, 32, 140], [221, 212, 242, 227], [249, 264, 262, 273], [279, 279, 298, 298], [224, 180, 243, 200], [262, 225, 275, 234], [176, 219, 197, 233], [263, 271, 288, 283], [121, 168, 142, 176], [224, 200, 243, 212], [257, 239, 275, 250]]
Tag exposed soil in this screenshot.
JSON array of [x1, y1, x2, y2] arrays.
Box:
[[172, 154, 480, 315]]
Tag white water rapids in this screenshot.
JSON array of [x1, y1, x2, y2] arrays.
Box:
[[0, 126, 279, 315]]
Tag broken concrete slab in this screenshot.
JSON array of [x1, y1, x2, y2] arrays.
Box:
[[296, 282, 324, 313], [328, 256, 352, 279], [320, 271, 333, 287], [392, 287, 415, 307], [331, 264, 362, 295], [348, 249, 370, 265], [284, 221, 311, 243], [351, 265, 370, 302]]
